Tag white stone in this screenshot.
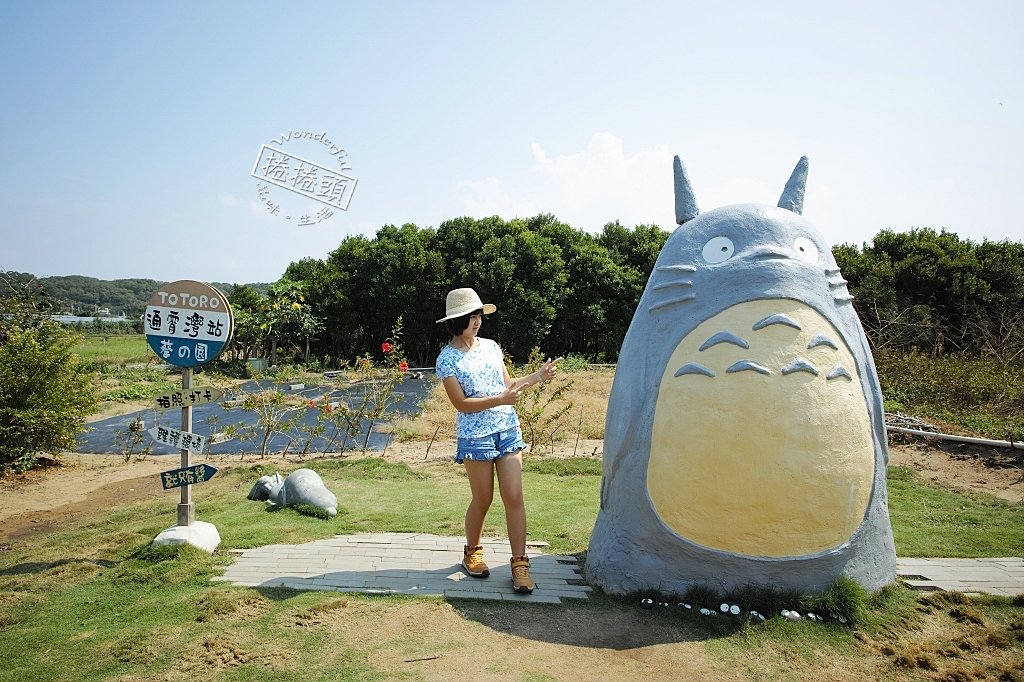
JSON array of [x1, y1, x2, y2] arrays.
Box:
[[153, 521, 221, 553]]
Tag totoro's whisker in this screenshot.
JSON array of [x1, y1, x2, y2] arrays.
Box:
[[752, 313, 801, 331], [781, 358, 819, 376], [827, 279, 848, 289], [675, 363, 715, 378], [699, 331, 749, 351], [726, 360, 771, 375], [648, 295, 696, 312], [652, 281, 693, 291], [833, 294, 854, 303], [826, 365, 853, 381], [824, 267, 841, 276], [656, 264, 697, 273], [807, 333, 838, 350]]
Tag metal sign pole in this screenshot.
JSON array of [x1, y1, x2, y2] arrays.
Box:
[[178, 367, 195, 526]]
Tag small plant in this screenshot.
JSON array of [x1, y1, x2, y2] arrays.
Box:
[[296, 398, 328, 457], [511, 347, 575, 453], [113, 416, 153, 463], [559, 354, 590, 373], [221, 379, 298, 458]]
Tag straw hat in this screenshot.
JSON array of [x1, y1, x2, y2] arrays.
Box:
[[436, 288, 496, 323]]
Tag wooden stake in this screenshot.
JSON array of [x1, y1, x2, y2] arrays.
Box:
[[177, 367, 194, 527], [424, 425, 441, 460]]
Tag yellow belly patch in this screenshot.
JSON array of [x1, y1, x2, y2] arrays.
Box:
[[647, 299, 874, 558]]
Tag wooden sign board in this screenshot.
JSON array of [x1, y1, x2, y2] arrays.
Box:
[[154, 387, 224, 409], [148, 425, 207, 455], [160, 464, 219, 490]]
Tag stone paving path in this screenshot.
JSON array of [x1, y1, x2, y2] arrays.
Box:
[[898, 557, 1024, 597], [213, 532, 590, 603], [213, 533, 1024, 602]]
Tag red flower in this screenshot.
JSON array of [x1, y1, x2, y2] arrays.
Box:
[[325, 404, 334, 413], [381, 342, 393, 353], [307, 400, 315, 409], [399, 361, 409, 371]]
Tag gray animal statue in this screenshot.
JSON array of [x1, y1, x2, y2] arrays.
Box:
[[247, 468, 338, 517], [585, 156, 897, 596]]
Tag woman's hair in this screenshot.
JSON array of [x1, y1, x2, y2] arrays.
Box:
[[445, 308, 484, 337]]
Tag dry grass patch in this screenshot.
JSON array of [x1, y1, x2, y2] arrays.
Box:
[[388, 367, 615, 445]]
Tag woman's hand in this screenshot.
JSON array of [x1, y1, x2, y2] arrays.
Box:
[[497, 384, 525, 405], [538, 357, 562, 382]]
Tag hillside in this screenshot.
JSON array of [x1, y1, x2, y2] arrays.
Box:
[[0, 272, 269, 316]]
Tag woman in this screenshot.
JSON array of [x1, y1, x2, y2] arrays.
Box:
[[434, 288, 558, 593]]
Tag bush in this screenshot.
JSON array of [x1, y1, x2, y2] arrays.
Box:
[[875, 350, 1024, 439], [0, 273, 98, 474], [0, 321, 98, 473]]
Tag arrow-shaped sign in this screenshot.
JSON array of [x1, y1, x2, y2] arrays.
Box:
[[159, 463, 219, 490], [154, 387, 224, 409], [148, 425, 207, 454]]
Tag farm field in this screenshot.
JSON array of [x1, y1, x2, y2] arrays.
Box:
[[73, 334, 151, 364]]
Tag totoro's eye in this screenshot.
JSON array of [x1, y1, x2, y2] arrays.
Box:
[[794, 237, 819, 264], [702, 237, 735, 264]]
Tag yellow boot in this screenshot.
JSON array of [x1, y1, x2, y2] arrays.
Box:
[[511, 555, 534, 593], [462, 544, 490, 578]]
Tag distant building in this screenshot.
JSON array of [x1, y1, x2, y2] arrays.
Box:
[[53, 315, 131, 323]]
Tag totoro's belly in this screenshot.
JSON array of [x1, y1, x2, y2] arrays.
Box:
[[647, 298, 874, 558]]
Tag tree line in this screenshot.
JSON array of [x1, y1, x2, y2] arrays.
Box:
[[228, 215, 669, 367], [835, 228, 1024, 361], [231, 218, 1024, 368]]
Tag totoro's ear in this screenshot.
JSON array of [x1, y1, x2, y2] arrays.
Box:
[[674, 156, 700, 225], [778, 156, 809, 215]]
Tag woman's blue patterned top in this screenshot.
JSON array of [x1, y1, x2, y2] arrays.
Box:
[[435, 337, 520, 439]]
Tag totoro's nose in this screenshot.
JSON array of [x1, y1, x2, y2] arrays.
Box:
[[748, 246, 790, 260]]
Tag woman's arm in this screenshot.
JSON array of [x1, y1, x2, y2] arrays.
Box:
[[442, 375, 523, 414], [505, 357, 562, 390]]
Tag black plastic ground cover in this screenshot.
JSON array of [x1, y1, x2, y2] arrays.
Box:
[[76, 376, 435, 456]]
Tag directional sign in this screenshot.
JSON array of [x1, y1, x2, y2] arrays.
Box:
[[160, 464, 219, 490], [148, 425, 207, 455], [144, 281, 234, 368], [154, 387, 225, 410]]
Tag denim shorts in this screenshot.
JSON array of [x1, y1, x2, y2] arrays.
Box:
[[455, 427, 527, 463]]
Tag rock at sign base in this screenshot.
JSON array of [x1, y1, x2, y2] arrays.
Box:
[[152, 521, 221, 553]]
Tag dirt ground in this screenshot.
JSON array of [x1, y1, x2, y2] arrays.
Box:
[[2, 438, 1023, 681]]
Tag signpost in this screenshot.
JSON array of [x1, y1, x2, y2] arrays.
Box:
[[144, 281, 233, 548], [148, 425, 207, 455], [160, 464, 218, 490], [154, 387, 224, 409]]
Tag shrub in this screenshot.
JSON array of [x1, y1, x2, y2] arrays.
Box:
[[0, 321, 98, 473]]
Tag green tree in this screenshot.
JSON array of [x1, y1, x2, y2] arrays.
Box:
[[0, 273, 97, 474], [834, 228, 1024, 358]]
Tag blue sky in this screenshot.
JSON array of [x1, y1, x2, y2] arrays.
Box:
[[1, 1, 1021, 282]]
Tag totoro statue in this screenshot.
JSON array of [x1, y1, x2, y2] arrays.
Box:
[[585, 156, 896, 596], [247, 468, 338, 516]]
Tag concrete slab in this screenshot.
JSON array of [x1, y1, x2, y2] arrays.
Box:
[[217, 532, 587, 603], [897, 557, 1024, 597]]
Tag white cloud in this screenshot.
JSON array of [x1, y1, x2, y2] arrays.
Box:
[[458, 132, 675, 230]]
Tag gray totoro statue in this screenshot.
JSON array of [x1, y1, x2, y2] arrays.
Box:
[[585, 156, 897, 596], [247, 468, 338, 516]]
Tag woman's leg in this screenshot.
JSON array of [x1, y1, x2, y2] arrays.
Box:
[[494, 451, 526, 557], [463, 459, 495, 547]]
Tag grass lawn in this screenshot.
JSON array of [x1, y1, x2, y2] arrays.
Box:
[[73, 334, 152, 364], [1, 457, 1023, 680], [888, 466, 1024, 558]]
